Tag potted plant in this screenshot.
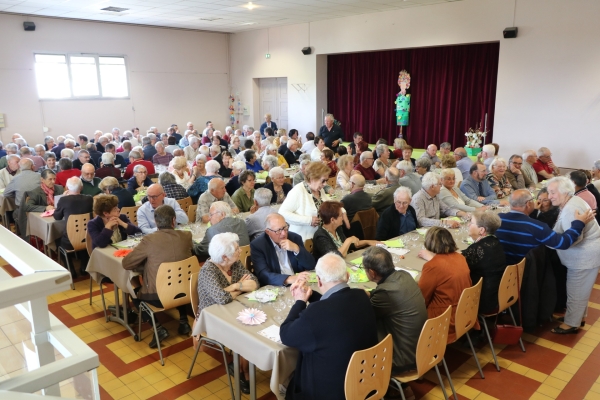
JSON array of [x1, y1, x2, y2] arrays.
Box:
[[464, 125, 487, 156]]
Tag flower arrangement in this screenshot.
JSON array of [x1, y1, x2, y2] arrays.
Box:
[[464, 124, 487, 148]]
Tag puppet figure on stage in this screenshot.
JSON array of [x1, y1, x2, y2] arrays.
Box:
[[395, 70, 411, 139]]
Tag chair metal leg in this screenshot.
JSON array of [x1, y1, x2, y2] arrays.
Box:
[[187, 337, 235, 400], [98, 279, 109, 322], [479, 315, 500, 371], [89, 278, 93, 305], [137, 301, 143, 341], [187, 342, 202, 379], [442, 358, 457, 400], [465, 331, 485, 378], [434, 364, 449, 400], [390, 378, 406, 400], [58, 247, 75, 290], [146, 306, 164, 366], [508, 307, 526, 352]]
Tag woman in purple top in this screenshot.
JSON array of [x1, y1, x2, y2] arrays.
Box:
[[87, 194, 141, 249]]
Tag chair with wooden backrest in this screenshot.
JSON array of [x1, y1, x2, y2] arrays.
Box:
[[478, 263, 526, 372], [57, 213, 91, 290], [327, 176, 337, 188], [121, 205, 140, 227], [304, 239, 314, 254], [391, 306, 453, 400], [344, 334, 393, 400], [148, 173, 159, 183], [284, 177, 292, 186], [187, 204, 197, 223], [186, 272, 235, 399], [137, 255, 200, 365], [239, 245, 251, 269], [177, 196, 193, 214], [516, 257, 525, 291], [351, 208, 379, 240]]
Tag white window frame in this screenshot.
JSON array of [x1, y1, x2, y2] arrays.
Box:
[[34, 52, 131, 100]]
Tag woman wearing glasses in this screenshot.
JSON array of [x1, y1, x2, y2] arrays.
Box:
[[279, 162, 331, 241]]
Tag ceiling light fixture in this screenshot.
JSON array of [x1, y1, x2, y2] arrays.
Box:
[[100, 6, 129, 12], [245, 2, 256, 10]]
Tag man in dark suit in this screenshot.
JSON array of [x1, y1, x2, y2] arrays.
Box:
[[259, 113, 278, 136], [54, 176, 94, 276], [250, 213, 315, 286], [142, 136, 157, 161], [283, 139, 301, 167], [318, 113, 344, 153], [371, 167, 401, 214], [341, 175, 373, 220], [280, 253, 378, 400]]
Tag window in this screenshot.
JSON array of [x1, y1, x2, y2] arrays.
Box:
[[34, 53, 129, 99]]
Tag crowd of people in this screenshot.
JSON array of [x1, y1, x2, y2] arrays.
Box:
[[2, 114, 600, 399]]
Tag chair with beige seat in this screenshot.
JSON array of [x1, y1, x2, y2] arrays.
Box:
[[344, 334, 393, 400], [121, 205, 140, 226], [57, 213, 91, 290]]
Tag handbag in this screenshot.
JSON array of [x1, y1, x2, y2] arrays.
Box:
[[491, 265, 523, 345]]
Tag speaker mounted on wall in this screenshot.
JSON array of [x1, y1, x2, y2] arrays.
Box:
[[301, 47, 312, 55], [503, 27, 518, 39], [23, 22, 36, 31]]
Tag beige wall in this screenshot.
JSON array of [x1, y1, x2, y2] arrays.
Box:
[[0, 13, 230, 146], [230, 0, 600, 168]]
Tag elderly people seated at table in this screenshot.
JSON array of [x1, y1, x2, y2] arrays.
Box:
[[55, 158, 81, 187], [194, 201, 249, 258], [505, 154, 534, 190], [0, 143, 18, 169], [396, 160, 422, 195], [371, 167, 401, 213], [123, 150, 155, 180], [265, 144, 287, 168], [95, 153, 122, 180], [197, 232, 259, 393], [4, 159, 40, 232], [88, 194, 141, 249], [250, 213, 315, 286], [283, 139, 301, 167], [280, 162, 331, 241], [0, 154, 20, 189], [127, 165, 152, 195], [196, 178, 239, 223], [152, 142, 173, 166], [487, 157, 513, 200], [462, 212, 506, 315], [244, 150, 262, 173], [217, 151, 233, 178], [373, 144, 398, 177], [411, 172, 467, 228], [261, 155, 278, 173], [341, 174, 372, 221], [244, 188, 278, 241], [453, 147, 473, 180], [40, 153, 58, 174], [415, 157, 431, 178], [171, 156, 196, 189], [310, 135, 325, 161], [79, 163, 102, 196], [157, 171, 188, 200], [320, 149, 338, 178], [417, 227, 473, 342], [376, 187, 418, 241], [231, 170, 256, 213], [460, 162, 508, 206], [71, 149, 91, 170], [264, 167, 291, 205], [546, 177, 600, 334], [438, 168, 486, 213], [420, 144, 441, 169], [123, 205, 193, 348], [354, 151, 382, 183], [362, 246, 427, 386], [336, 154, 356, 191], [570, 170, 597, 210], [24, 169, 64, 213], [292, 157, 311, 186], [280, 253, 378, 400], [529, 187, 559, 228], [54, 177, 94, 276], [313, 201, 378, 259], [440, 154, 463, 187], [226, 161, 246, 196], [137, 184, 188, 234], [188, 160, 222, 202], [99, 177, 135, 209]]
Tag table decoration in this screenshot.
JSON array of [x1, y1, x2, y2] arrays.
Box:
[[236, 308, 267, 325]]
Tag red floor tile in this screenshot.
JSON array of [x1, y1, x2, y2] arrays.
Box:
[[498, 342, 565, 375], [531, 320, 585, 348], [466, 363, 541, 400]]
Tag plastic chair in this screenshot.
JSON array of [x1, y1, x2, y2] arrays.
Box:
[[86, 231, 113, 322], [177, 196, 193, 214], [478, 262, 526, 372], [137, 255, 200, 365], [57, 213, 91, 290], [187, 272, 235, 399], [304, 238, 313, 254], [390, 306, 453, 400], [345, 334, 393, 400], [327, 176, 337, 188], [187, 204, 197, 223], [239, 245, 250, 267], [351, 208, 379, 240], [121, 205, 140, 227]]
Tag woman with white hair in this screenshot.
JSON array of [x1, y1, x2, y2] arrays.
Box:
[[373, 143, 398, 176], [264, 166, 292, 204], [187, 160, 222, 201], [261, 155, 278, 172], [201, 127, 215, 145], [547, 176, 600, 334], [486, 157, 513, 199], [266, 144, 288, 168], [171, 156, 196, 189], [184, 136, 201, 162], [336, 155, 359, 191], [438, 169, 486, 212], [196, 232, 259, 394], [229, 136, 242, 155]]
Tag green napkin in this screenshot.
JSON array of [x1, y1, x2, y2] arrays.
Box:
[[442, 217, 462, 222], [395, 267, 419, 279], [383, 239, 404, 248], [256, 171, 269, 180], [416, 228, 428, 235], [350, 257, 363, 266], [176, 225, 192, 231], [112, 239, 137, 249], [348, 267, 369, 283], [296, 271, 318, 283], [247, 288, 279, 302]]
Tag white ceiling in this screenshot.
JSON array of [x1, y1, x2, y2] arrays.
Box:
[[0, 0, 462, 33]]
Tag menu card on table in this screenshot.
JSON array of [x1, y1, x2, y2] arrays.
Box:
[[258, 325, 282, 344]]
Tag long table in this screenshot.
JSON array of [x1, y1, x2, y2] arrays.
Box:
[[0, 193, 16, 228], [26, 212, 66, 255]]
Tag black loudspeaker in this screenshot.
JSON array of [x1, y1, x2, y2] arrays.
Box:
[[23, 21, 36, 31], [301, 47, 312, 55], [503, 27, 518, 38]]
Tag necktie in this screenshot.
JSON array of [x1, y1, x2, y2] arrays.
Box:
[[478, 182, 484, 196]]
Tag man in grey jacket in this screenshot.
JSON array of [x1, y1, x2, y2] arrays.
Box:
[[194, 201, 249, 258], [396, 160, 422, 195], [371, 167, 401, 214]]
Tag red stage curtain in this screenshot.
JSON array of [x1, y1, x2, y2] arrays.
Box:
[[327, 42, 500, 149]]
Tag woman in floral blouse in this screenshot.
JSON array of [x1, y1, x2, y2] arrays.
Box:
[[487, 157, 513, 199]]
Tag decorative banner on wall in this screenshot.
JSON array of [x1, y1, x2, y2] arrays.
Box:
[[395, 69, 411, 139]]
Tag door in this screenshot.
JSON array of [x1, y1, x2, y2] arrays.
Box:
[[259, 77, 288, 132]]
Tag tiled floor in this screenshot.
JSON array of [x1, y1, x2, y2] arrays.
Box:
[[4, 258, 600, 399]]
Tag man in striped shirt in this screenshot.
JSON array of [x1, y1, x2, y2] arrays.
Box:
[[495, 189, 593, 265]]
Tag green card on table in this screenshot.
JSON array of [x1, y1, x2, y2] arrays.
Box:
[[442, 217, 462, 222], [383, 239, 404, 248]]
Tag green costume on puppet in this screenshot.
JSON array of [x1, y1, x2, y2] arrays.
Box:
[[395, 70, 411, 127]]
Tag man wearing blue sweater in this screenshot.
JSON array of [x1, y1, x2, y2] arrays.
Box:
[[496, 189, 593, 265], [460, 162, 509, 206]]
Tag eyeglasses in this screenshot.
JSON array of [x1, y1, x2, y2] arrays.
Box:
[[267, 224, 289, 235], [209, 211, 223, 218], [511, 162, 523, 166], [135, 171, 147, 174], [147, 193, 164, 200], [394, 201, 410, 206]]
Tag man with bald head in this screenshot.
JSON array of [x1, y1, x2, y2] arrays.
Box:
[[250, 213, 315, 286], [137, 184, 188, 234], [342, 174, 373, 221], [371, 167, 401, 214], [495, 189, 593, 265], [80, 163, 102, 196], [420, 144, 441, 169], [196, 178, 239, 223]]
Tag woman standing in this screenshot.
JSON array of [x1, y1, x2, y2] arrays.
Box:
[[547, 176, 600, 334], [231, 170, 257, 213]]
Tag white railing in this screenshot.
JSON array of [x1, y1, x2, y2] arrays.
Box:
[[0, 224, 100, 398]]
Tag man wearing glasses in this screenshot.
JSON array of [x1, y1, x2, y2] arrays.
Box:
[[353, 151, 384, 184], [533, 147, 560, 182], [505, 154, 534, 190], [376, 187, 419, 241], [250, 213, 315, 286], [137, 184, 188, 234]]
